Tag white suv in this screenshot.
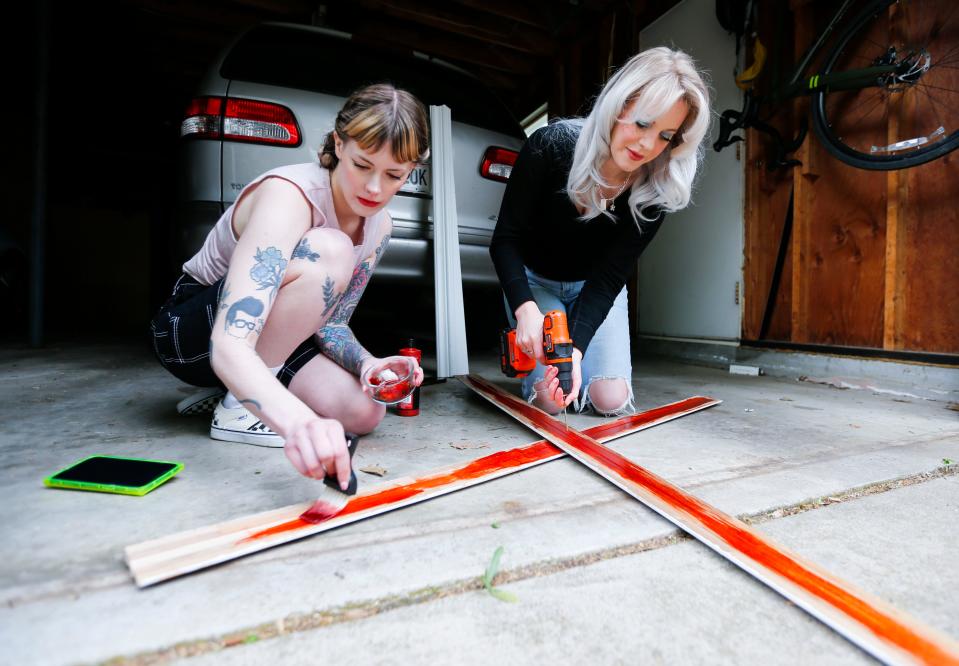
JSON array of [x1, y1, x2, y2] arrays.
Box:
[[177, 22, 524, 288]]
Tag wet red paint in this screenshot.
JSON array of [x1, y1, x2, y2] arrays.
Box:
[[240, 395, 714, 544], [369, 377, 415, 403], [299, 499, 345, 524], [464, 375, 959, 665]]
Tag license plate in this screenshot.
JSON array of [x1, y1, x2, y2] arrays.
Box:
[[401, 165, 431, 195]]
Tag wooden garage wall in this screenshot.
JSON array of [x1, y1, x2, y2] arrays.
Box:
[[743, 0, 958, 355]]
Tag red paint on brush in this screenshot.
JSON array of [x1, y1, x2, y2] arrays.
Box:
[[240, 397, 712, 544], [299, 499, 345, 524], [464, 375, 959, 666]]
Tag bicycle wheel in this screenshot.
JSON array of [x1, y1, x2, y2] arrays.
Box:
[[812, 0, 959, 170]]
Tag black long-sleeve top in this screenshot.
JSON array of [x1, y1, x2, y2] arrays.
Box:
[[489, 122, 664, 354]]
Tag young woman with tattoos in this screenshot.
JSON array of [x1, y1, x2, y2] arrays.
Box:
[[150, 84, 429, 487], [490, 47, 710, 417]]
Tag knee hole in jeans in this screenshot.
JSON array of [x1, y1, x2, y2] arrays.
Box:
[[584, 378, 633, 416]]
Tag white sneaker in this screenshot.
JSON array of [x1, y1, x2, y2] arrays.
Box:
[[210, 401, 284, 447], [176, 387, 227, 415]]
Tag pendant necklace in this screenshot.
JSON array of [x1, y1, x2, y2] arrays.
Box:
[[601, 179, 630, 212]]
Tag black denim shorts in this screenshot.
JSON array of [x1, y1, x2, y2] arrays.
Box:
[[150, 274, 321, 387]]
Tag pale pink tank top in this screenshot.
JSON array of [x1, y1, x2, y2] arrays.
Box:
[[182, 163, 386, 285]]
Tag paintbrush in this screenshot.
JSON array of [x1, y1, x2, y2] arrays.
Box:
[[300, 432, 359, 524]]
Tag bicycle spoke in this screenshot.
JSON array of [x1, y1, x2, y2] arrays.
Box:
[[845, 91, 889, 132], [914, 82, 953, 124], [862, 34, 889, 52], [913, 81, 959, 95], [915, 80, 959, 105], [934, 50, 959, 67], [934, 43, 959, 63], [827, 90, 887, 147], [912, 85, 945, 134]]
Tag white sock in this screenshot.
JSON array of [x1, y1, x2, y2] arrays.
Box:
[[222, 365, 283, 409]]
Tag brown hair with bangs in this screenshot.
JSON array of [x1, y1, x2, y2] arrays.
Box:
[[319, 83, 430, 169]]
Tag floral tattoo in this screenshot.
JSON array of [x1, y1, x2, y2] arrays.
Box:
[[250, 246, 288, 302], [292, 238, 320, 262]]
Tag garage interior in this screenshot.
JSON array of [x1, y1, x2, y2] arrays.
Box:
[[5, 1, 958, 664]]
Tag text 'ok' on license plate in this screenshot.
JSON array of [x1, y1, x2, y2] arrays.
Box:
[[400, 165, 431, 195]]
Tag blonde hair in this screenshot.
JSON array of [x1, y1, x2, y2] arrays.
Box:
[[319, 83, 430, 168], [563, 47, 711, 224]]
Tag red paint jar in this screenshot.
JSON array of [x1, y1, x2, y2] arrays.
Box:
[[396, 338, 421, 417]]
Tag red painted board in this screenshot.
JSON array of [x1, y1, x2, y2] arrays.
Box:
[[460, 374, 959, 666], [126, 395, 720, 586], [242, 396, 719, 542]]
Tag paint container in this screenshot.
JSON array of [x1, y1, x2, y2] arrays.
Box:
[[396, 338, 421, 417]]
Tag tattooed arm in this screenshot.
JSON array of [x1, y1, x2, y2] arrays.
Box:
[[316, 219, 392, 376], [209, 178, 353, 484]]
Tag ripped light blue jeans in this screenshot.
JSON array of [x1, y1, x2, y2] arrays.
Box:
[[505, 267, 635, 416]]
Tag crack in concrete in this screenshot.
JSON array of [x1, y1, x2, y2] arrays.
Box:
[[99, 463, 958, 665]]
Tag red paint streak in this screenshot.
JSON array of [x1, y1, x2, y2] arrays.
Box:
[[243, 517, 313, 540], [241, 442, 556, 542], [465, 375, 958, 665], [240, 396, 713, 544]]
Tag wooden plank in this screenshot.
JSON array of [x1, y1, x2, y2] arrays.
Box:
[[125, 396, 720, 587], [790, 5, 815, 343], [898, 0, 959, 354], [460, 374, 959, 666], [883, 114, 906, 350], [743, 135, 794, 341], [801, 5, 888, 347], [355, 0, 555, 56], [883, 2, 907, 350]]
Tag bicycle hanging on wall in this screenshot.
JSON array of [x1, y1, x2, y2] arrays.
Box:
[[714, 0, 959, 171]]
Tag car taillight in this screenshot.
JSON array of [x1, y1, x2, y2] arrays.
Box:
[[181, 97, 223, 139], [180, 97, 301, 147], [480, 147, 518, 182]]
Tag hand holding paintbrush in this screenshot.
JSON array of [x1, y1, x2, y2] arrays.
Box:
[[299, 432, 359, 524]]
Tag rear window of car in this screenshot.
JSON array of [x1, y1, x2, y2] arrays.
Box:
[[221, 24, 524, 139]]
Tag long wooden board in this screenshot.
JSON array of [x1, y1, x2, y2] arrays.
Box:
[[126, 395, 719, 587], [460, 374, 959, 666]]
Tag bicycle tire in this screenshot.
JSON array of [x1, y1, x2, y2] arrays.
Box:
[[811, 0, 959, 170]]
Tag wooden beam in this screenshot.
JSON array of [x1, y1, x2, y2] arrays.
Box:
[[357, 0, 555, 56], [125, 396, 719, 587], [883, 1, 909, 350], [450, 0, 546, 29], [790, 4, 816, 343], [460, 374, 959, 666], [353, 22, 540, 76]]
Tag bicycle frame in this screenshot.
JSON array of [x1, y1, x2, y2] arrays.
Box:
[[715, 0, 899, 169]]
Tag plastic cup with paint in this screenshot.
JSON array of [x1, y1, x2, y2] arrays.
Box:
[[363, 356, 417, 405]]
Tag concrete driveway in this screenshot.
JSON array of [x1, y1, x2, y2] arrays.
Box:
[[2, 344, 957, 664]]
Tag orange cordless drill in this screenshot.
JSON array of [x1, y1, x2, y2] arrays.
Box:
[[500, 310, 574, 398]]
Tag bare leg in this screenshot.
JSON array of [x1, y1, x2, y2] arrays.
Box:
[[288, 354, 385, 434], [256, 228, 354, 367], [586, 378, 631, 415]]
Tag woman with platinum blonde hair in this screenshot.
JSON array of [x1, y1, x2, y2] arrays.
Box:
[[490, 47, 710, 416]]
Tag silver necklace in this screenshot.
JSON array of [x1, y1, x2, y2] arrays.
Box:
[[601, 179, 630, 212]]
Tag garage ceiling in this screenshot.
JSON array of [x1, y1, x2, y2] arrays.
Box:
[[113, 0, 677, 122], [24, 0, 677, 211]]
